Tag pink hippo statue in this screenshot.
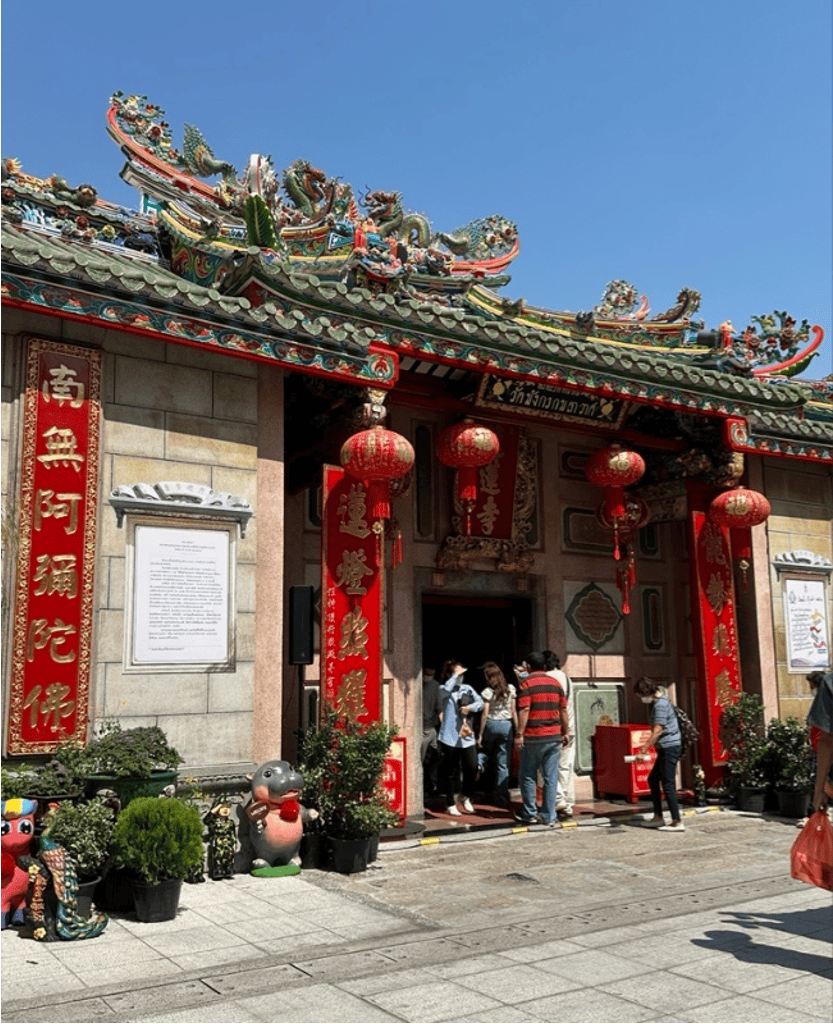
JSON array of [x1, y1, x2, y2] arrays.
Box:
[[2, 799, 37, 929], [245, 761, 318, 870]]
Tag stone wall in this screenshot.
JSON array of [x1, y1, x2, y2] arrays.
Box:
[[764, 458, 833, 721]]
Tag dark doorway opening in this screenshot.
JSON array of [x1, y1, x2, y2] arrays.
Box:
[[421, 594, 534, 693]]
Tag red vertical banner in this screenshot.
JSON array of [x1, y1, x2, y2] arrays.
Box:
[[8, 339, 102, 753], [382, 736, 407, 825], [320, 465, 384, 723], [690, 510, 742, 785], [465, 424, 519, 540]]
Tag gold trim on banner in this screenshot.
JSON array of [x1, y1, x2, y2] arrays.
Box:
[[8, 339, 101, 754]]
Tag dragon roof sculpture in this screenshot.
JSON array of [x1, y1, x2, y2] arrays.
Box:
[[1, 90, 830, 463]]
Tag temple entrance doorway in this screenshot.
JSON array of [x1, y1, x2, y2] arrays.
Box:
[[421, 594, 534, 693]]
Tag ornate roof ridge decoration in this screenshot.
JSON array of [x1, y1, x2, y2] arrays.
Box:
[[773, 550, 833, 576], [109, 481, 254, 535], [106, 92, 520, 299]]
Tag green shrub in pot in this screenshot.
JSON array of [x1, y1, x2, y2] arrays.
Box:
[[111, 797, 203, 885], [41, 799, 115, 882]]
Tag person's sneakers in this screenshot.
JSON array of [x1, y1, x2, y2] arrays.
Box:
[[446, 805, 462, 816], [514, 813, 539, 825], [459, 797, 475, 814], [658, 821, 685, 832], [556, 808, 573, 821]]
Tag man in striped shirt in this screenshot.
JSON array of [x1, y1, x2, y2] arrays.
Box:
[[514, 651, 570, 825]]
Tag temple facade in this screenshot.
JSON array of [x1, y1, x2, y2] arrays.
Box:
[[2, 93, 831, 812]]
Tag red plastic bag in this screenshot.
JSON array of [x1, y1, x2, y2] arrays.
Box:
[[790, 811, 833, 891]]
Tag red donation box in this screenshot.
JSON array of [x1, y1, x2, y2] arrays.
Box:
[[382, 736, 407, 826], [593, 724, 656, 802]]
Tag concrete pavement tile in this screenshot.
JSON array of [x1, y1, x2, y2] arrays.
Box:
[[499, 938, 589, 962], [610, 930, 746, 968], [104, 979, 219, 1017], [38, 937, 167, 970], [250, 929, 344, 959], [678, 993, 832, 1023], [372, 936, 478, 966], [566, 923, 654, 947], [292, 948, 400, 980], [1, 996, 114, 1023], [125, 1002, 262, 1023], [171, 942, 267, 973], [535, 948, 644, 986], [598, 969, 736, 1014], [432, 953, 519, 977], [201, 961, 309, 997], [669, 951, 803, 993], [447, 1007, 547, 1023], [181, 893, 275, 924], [459, 963, 579, 1001], [754, 973, 833, 1016], [340, 965, 444, 995], [518, 987, 656, 1023], [73, 957, 184, 991], [224, 913, 325, 941], [237, 982, 401, 1022], [365, 979, 502, 1023], [137, 924, 253, 957]]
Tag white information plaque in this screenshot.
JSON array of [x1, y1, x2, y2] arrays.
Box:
[[130, 523, 233, 669], [784, 577, 830, 671]]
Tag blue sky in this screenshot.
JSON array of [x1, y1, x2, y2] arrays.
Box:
[[3, 1, 831, 377]]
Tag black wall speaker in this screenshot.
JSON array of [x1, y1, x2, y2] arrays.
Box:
[[289, 585, 314, 665]]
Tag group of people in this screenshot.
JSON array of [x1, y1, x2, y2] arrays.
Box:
[[421, 651, 576, 825]]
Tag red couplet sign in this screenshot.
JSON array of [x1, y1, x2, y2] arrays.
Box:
[[8, 340, 101, 753], [320, 464, 384, 723], [383, 736, 407, 825]]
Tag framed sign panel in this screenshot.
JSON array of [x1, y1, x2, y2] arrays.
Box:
[[125, 519, 236, 672]]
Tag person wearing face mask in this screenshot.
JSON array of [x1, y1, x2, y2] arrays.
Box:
[[633, 677, 684, 832]]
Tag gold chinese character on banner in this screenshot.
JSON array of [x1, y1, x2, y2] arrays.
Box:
[[42, 365, 85, 407], [712, 622, 731, 657], [22, 683, 76, 732], [705, 572, 730, 615], [337, 607, 370, 660], [479, 454, 502, 496], [702, 522, 728, 566], [714, 670, 734, 707], [476, 495, 500, 535], [27, 618, 77, 663], [33, 554, 78, 598], [34, 490, 82, 535], [37, 427, 85, 472], [338, 484, 371, 538], [335, 549, 374, 595], [338, 669, 368, 718]]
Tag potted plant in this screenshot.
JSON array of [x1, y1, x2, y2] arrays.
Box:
[[721, 693, 768, 812], [40, 799, 115, 917], [765, 716, 814, 818], [111, 797, 203, 921], [296, 708, 398, 874], [1, 757, 83, 819], [71, 722, 183, 806]]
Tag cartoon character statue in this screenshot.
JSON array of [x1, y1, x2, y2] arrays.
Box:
[[245, 761, 318, 871], [2, 799, 37, 929], [206, 801, 236, 880]]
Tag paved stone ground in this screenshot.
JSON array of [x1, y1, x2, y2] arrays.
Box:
[[2, 810, 831, 1023]]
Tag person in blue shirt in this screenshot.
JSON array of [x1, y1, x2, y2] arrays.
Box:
[[437, 660, 483, 816], [634, 677, 684, 832]]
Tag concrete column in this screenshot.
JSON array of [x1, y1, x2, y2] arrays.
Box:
[[253, 366, 284, 763]]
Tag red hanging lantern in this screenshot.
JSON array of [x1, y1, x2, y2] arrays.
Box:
[[340, 426, 415, 523], [437, 419, 500, 534], [585, 444, 646, 559], [596, 497, 650, 614], [708, 486, 771, 588]]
